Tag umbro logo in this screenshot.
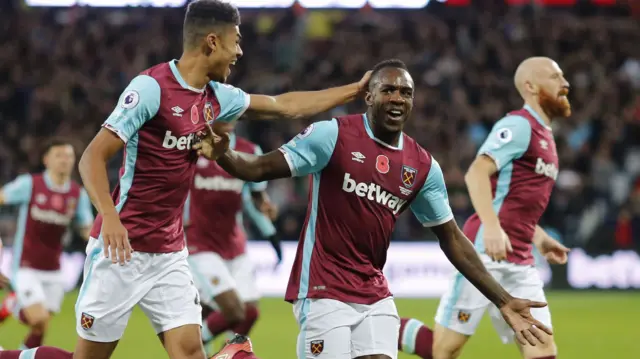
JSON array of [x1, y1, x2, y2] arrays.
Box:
[[172, 106, 184, 117], [351, 152, 365, 163]]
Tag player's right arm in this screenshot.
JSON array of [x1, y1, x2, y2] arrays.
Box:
[[0, 174, 33, 206], [465, 115, 532, 261], [79, 75, 161, 264], [411, 159, 551, 346], [210, 119, 338, 182]]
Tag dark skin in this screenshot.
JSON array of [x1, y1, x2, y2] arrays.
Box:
[[196, 67, 553, 350]]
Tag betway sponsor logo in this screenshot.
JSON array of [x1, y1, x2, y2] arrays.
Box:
[[342, 173, 406, 214], [30, 205, 72, 226], [162, 131, 195, 150], [535, 158, 558, 180], [568, 249, 640, 289], [193, 174, 244, 193]]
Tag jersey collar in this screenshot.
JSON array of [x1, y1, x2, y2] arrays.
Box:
[[44, 171, 71, 193], [362, 113, 404, 151], [523, 104, 552, 131], [169, 60, 206, 94]]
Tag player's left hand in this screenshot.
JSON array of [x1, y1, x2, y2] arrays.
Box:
[[357, 71, 373, 93], [499, 298, 553, 346], [537, 237, 570, 265], [195, 122, 230, 160]]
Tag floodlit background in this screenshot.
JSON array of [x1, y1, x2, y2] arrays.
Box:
[[0, 0, 638, 358]]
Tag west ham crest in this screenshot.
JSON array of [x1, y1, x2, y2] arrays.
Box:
[[80, 312, 95, 330], [203, 102, 214, 124], [401, 165, 417, 188], [310, 340, 324, 356], [191, 104, 200, 125], [457, 310, 471, 323]]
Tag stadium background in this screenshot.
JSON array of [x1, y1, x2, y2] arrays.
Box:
[[0, 0, 638, 358]]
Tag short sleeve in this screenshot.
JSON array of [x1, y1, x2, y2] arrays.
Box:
[[103, 75, 161, 143], [477, 115, 532, 170], [410, 159, 454, 227], [209, 81, 250, 123], [1, 174, 33, 205], [248, 145, 268, 192], [278, 119, 339, 177], [74, 189, 95, 227]]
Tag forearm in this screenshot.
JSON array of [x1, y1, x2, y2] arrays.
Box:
[[79, 152, 117, 218], [275, 83, 360, 120], [533, 225, 546, 246], [217, 150, 266, 182], [439, 226, 512, 307], [465, 170, 500, 227]]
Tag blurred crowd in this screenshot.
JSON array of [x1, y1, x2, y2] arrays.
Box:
[[0, 1, 639, 253]]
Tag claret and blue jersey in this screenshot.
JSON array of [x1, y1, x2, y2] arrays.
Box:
[[463, 104, 559, 265], [2, 172, 93, 272], [279, 114, 454, 305], [90, 60, 250, 253]]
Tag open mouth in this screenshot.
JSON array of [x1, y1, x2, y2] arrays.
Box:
[[386, 109, 404, 121]]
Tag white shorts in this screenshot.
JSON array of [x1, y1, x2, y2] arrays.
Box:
[[294, 297, 400, 359], [75, 238, 202, 343], [187, 252, 259, 309], [435, 254, 552, 344], [13, 268, 65, 314]]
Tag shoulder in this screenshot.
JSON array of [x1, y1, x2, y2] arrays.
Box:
[[403, 134, 432, 164], [490, 114, 532, 140]]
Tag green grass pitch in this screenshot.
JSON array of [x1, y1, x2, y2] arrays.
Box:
[[0, 291, 636, 358]]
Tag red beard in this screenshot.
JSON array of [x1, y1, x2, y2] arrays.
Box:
[[539, 88, 571, 119]]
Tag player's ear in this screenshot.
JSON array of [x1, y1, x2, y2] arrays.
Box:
[[525, 81, 537, 95], [365, 91, 373, 106], [204, 33, 218, 55]]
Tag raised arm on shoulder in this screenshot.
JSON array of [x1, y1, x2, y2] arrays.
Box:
[[245, 72, 371, 121]]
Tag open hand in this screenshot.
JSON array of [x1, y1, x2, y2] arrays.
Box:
[[194, 122, 230, 160], [499, 298, 553, 346], [538, 237, 570, 265]]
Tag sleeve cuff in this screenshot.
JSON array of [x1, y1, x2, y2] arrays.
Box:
[[278, 148, 297, 177], [478, 151, 499, 169], [421, 213, 455, 228], [103, 124, 129, 144]]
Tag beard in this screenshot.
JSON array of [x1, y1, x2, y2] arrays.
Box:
[[538, 88, 571, 119]]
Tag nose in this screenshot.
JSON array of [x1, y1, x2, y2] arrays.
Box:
[[390, 90, 404, 104], [237, 46, 243, 59]]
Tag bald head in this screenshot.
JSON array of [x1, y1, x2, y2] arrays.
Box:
[[514, 57, 564, 97]]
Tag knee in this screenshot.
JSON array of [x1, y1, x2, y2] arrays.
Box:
[[432, 333, 463, 359], [432, 341, 461, 359], [175, 340, 206, 359], [28, 313, 51, 333]]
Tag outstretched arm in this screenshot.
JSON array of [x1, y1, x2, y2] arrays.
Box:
[[204, 119, 339, 183], [210, 73, 370, 123], [432, 220, 512, 306], [411, 158, 551, 346]]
